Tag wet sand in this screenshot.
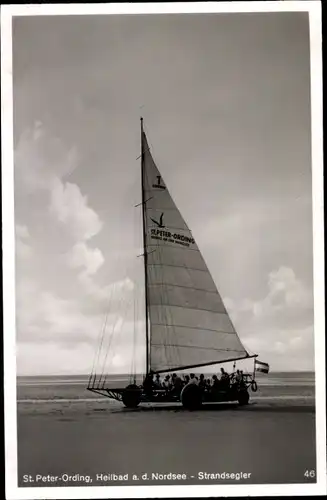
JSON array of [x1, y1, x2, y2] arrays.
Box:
[[17, 396, 316, 487]]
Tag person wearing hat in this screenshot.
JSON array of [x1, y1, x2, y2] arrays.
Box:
[[154, 373, 162, 388]]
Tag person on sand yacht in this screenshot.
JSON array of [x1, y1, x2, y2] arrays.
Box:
[[211, 374, 220, 390], [189, 373, 199, 385], [162, 374, 171, 390], [154, 373, 162, 388], [220, 367, 230, 389], [171, 373, 183, 396], [143, 372, 154, 397], [198, 373, 206, 389]]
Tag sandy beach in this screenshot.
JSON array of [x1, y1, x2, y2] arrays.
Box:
[[17, 374, 316, 487]]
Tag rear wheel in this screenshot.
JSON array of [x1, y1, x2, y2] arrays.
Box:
[[181, 384, 202, 410], [122, 384, 141, 408], [238, 389, 250, 406]]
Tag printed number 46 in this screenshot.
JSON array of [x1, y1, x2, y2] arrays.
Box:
[[304, 470, 316, 478]]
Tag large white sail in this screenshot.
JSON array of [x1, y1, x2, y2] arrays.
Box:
[[142, 126, 249, 373]]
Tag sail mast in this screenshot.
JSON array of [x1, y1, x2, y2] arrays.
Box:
[[140, 117, 150, 375]]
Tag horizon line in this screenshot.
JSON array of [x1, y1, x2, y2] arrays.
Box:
[[16, 369, 316, 377]]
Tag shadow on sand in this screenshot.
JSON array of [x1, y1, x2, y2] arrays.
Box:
[[110, 401, 315, 414]]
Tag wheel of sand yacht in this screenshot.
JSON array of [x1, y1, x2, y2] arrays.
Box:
[[122, 384, 142, 408], [237, 389, 250, 406], [181, 384, 202, 410], [251, 380, 258, 392]]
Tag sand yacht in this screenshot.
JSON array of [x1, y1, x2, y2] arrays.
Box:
[[87, 119, 269, 409]]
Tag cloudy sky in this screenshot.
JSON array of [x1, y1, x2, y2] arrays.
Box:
[[13, 10, 314, 375]]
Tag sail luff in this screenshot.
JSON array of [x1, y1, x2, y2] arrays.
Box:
[[140, 117, 150, 375]]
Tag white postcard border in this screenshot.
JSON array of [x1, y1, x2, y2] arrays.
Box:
[[2, 2, 325, 499]]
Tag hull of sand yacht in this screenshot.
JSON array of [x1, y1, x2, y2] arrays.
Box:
[[88, 380, 255, 410]]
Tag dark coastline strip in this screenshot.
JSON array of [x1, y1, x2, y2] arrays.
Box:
[[17, 395, 315, 404]]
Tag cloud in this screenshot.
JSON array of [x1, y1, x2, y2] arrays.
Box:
[[14, 121, 314, 374], [50, 179, 103, 241], [14, 122, 117, 374], [15, 223, 32, 259], [66, 242, 104, 276], [17, 340, 146, 376], [226, 266, 312, 321], [16, 281, 106, 346], [77, 274, 136, 317], [255, 266, 313, 316], [16, 278, 145, 375], [16, 224, 30, 239], [15, 121, 103, 242], [223, 266, 314, 370], [248, 266, 313, 334], [15, 121, 78, 192]]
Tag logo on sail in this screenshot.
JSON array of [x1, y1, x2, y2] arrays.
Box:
[[152, 175, 166, 190], [150, 212, 165, 228]]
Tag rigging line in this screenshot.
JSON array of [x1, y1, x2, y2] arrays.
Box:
[[106, 287, 134, 384], [107, 260, 138, 382], [97, 260, 130, 387], [130, 281, 138, 383], [95, 191, 139, 385], [101, 232, 139, 385], [130, 224, 136, 384], [100, 266, 135, 387], [88, 318, 104, 388], [92, 306, 110, 388], [90, 305, 107, 387], [97, 280, 120, 388], [99, 287, 130, 388], [139, 285, 146, 381], [132, 283, 138, 383], [97, 283, 124, 387], [135, 197, 153, 208], [89, 272, 117, 388], [130, 201, 142, 382]]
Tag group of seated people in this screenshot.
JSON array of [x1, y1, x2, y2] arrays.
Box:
[[143, 368, 246, 397]]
